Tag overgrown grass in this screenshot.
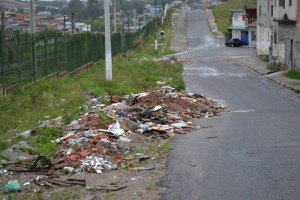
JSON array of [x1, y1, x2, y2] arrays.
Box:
[[0, 13, 184, 157], [285, 70, 300, 80], [212, 0, 257, 35]]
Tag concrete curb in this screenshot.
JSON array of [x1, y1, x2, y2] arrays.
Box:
[[235, 59, 300, 94]]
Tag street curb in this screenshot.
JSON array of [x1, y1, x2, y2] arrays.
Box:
[[235, 59, 300, 95]]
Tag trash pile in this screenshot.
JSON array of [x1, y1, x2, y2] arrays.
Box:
[[52, 86, 223, 174], [132, 57, 176, 64], [1, 86, 224, 194]]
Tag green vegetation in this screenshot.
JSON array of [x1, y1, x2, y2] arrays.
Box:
[[49, 188, 83, 200], [267, 63, 279, 72], [285, 70, 300, 80], [212, 0, 257, 35], [145, 182, 156, 190], [0, 11, 183, 157]]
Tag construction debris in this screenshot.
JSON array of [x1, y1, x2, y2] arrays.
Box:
[[0, 86, 224, 198]]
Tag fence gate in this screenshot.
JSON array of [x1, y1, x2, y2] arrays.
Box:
[[285, 38, 293, 70]]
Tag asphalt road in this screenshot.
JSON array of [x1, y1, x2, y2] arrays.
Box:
[[159, 9, 300, 200]]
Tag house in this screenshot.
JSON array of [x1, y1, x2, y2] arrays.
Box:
[[257, 0, 300, 71], [228, 8, 257, 46]]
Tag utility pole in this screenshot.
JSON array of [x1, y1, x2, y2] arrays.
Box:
[[113, 0, 117, 33], [30, 0, 35, 33], [154, 0, 157, 50], [63, 15, 66, 31], [143, 13, 145, 28], [139, 18, 141, 30], [71, 12, 75, 35], [104, 0, 112, 81], [127, 14, 130, 32]]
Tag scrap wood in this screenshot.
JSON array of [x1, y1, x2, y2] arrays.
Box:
[[41, 177, 86, 187], [88, 184, 127, 191], [41, 178, 71, 187], [9, 167, 40, 172], [66, 177, 86, 182], [40, 180, 54, 188]]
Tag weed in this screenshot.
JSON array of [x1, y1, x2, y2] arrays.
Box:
[[145, 182, 156, 191], [107, 178, 121, 185], [267, 63, 279, 72], [285, 70, 300, 80], [0, 138, 9, 152], [49, 188, 82, 200], [103, 192, 116, 200], [28, 127, 63, 157]]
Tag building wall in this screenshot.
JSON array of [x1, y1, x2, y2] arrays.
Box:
[[273, 0, 297, 21], [277, 23, 296, 67], [248, 27, 257, 46], [257, 0, 273, 56], [232, 12, 245, 27]]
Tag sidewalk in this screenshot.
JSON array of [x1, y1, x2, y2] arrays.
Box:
[[236, 56, 300, 93]]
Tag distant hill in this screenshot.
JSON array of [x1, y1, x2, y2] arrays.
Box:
[[211, 0, 257, 35]]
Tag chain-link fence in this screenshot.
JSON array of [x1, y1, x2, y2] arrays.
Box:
[[0, 19, 157, 87]]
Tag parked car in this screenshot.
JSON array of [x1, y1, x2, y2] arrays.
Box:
[[225, 38, 242, 47]]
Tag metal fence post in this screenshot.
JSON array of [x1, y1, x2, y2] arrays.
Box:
[[73, 35, 76, 68], [55, 32, 58, 72], [64, 34, 67, 69], [31, 33, 37, 82], [0, 28, 3, 85], [44, 30, 48, 75], [17, 32, 21, 83]]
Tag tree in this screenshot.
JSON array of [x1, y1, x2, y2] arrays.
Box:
[[67, 0, 84, 21], [84, 1, 103, 19]]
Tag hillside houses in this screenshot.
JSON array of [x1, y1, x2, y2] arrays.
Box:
[[257, 0, 300, 71]]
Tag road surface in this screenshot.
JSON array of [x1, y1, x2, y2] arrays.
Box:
[[159, 9, 300, 200]]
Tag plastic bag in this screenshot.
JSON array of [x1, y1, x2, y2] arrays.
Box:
[[3, 181, 21, 193]]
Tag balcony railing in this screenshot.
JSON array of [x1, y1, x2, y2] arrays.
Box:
[[245, 18, 257, 27]]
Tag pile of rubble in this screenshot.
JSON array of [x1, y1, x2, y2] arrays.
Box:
[[0, 86, 224, 193], [131, 57, 176, 64], [50, 86, 224, 174]]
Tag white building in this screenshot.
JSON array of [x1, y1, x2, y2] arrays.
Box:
[[228, 8, 257, 46]]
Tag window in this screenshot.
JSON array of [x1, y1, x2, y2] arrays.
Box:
[[279, 0, 285, 8], [274, 32, 277, 45], [259, 6, 261, 17], [271, 5, 273, 17], [289, 0, 292, 6]]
